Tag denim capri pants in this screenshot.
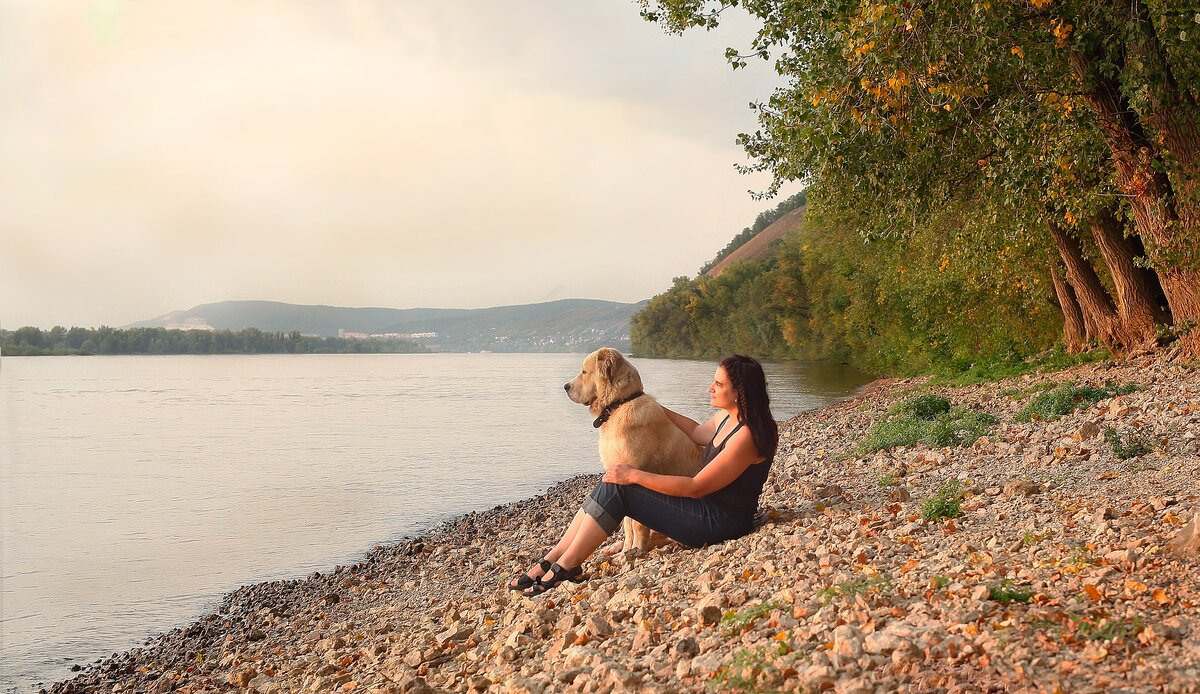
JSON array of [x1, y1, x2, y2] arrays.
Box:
[[581, 481, 754, 549]]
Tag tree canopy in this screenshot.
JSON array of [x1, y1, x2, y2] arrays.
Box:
[[638, 0, 1200, 360]]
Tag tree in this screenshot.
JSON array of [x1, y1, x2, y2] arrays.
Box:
[[639, 0, 1200, 357]]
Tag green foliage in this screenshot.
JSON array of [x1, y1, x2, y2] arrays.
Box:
[[815, 575, 892, 606], [875, 473, 899, 487], [920, 481, 963, 521], [1076, 615, 1144, 642], [635, 0, 1200, 367], [708, 644, 789, 693], [1067, 544, 1097, 568], [932, 348, 1112, 387], [0, 326, 429, 356], [889, 394, 951, 419], [987, 580, 1034, 604], [1103, 426, 1154, 460], [1015, 382, 1140, 422], [929, 575, 951, 589], [631, 192, 1064, 375], [860, 395, 997, 453], [720, 600, 782, 635]]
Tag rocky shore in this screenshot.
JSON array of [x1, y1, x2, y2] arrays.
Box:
[[51, 354, 1199, 693]]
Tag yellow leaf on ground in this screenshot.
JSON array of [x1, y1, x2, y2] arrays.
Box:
[[1084, 584, 1103, 602]]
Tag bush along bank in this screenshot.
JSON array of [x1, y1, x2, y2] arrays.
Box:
[[51, 354, 1200, 693]]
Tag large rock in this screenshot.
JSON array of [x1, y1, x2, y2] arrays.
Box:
[[833, 624, 864, 662], [1003, 479, 1041, 497], [1167, 513, 1200, 558]]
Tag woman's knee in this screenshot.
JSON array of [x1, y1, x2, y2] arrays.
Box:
[[582, 482, 625, 535]]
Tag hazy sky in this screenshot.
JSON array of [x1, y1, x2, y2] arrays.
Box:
[[1, 0, 795, 329]]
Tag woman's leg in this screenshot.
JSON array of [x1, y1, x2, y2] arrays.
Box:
[[585, 482, 750, 549], [536, 512, 609, 585], [509, 509, 591, 588]]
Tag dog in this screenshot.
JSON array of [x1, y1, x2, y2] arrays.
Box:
[[564, 347, 703, 551]]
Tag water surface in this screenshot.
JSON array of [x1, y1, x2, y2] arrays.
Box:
[[0, 353, 869, 691]]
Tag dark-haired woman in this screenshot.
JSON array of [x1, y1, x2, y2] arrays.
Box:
[[508, 354, 780, 596]]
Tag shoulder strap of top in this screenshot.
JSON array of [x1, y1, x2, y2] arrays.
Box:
[[708, 415, 731, 446]]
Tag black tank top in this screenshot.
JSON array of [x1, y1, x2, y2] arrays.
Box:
[[702, 416, 772, 518]]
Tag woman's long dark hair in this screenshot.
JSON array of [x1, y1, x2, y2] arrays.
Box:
[[719, 354, 779, 461]]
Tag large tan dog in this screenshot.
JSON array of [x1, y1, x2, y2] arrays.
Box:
[[564, 347, 703, 551]]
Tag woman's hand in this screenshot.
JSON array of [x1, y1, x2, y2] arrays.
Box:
[[603, 463, 637, 486]]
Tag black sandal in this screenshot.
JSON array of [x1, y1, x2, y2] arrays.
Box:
[[507, 559, 553, 591], [524, 562, 585, 596]]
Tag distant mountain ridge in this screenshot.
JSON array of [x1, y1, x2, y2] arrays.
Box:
[[127, 299, 644, 353]]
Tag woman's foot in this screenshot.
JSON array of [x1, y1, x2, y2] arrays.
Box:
[[507, 559, 552, 591], [523, 562, 585, 596]]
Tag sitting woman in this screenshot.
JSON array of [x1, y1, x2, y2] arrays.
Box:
[[509, 354, 779, 596]]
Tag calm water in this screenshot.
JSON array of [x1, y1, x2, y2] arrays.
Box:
[[0, 353, 869, 691]]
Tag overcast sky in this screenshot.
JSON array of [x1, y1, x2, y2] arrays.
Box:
[[0, 0, 795, 329]]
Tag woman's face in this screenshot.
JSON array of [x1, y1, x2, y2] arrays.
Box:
[[709, 366, 737, 410]]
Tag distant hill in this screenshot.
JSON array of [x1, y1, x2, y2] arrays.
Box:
[[705, 206, 806, 277], [127, 299, 644, 353]]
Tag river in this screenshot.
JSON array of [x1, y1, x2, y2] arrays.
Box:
[[0, 353, 869, 691]]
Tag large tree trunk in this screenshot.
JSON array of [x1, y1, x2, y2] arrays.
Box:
[[1129, 2, 1200, 221], [1047, 221, 1123, 353], [1049, 263, 1088, 353], [1070, 49, 1200, 358], [1087, 205, 1166, 351]]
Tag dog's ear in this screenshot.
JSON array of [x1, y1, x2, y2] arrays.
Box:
[[595, 348, 619, 380], [601, 348, 642, 400]]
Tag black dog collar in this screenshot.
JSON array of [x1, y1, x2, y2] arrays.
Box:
[[593, 391, 645, 428]]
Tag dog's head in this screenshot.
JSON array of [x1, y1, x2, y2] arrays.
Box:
[[564, 347, 644, 417]]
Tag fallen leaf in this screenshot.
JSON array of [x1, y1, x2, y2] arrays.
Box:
[[1152, 589, 1173, 606], [1084, 584, 1103, 602]]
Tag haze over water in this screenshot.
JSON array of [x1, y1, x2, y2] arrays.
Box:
[[0, 353, 869, 692]]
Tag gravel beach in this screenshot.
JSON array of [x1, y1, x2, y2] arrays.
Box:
[[49, 353, 1200, 693]]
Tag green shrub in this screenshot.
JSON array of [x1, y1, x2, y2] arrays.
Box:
[[926, 409, 999, 447], [889, 394, 951, 419], [719, 600, 782, 635], [1077, 615, 1144, 642], [1015, 382, 1139, 422], [987, 580, 1034, 604], [816, 575, 893, 606], [921, 481, 963, 521], [930, 347, 1111, 387], [860, 396, 997, 453], [1103, 426, 1154, 459], [709, 644, 789, 692]]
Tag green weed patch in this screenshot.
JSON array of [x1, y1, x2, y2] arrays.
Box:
[[929, 347, 1111, 387], [719, 601, 782, 635], [861, 395, 997, 453], [816, 575, 893, 606], [921, 480, 963, 521], [1015, 382, 1139, 422], [988, 580, 1034, 604], [1103, 426, 1154, 459]]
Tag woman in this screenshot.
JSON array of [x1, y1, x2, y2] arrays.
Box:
[[508, 354, 779, 596]]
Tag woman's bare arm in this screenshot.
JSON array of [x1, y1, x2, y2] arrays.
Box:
[[661, 407, 717, 445], [604, 427, 760, 498]]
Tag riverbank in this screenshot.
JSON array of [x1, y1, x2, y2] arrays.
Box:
[[50, 353, 1199, 693]]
